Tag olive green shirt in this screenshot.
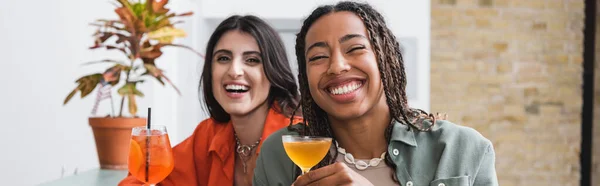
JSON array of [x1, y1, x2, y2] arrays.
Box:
[[253, 120, 498, 186]]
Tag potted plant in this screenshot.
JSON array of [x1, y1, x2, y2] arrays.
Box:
[[63, 0, 200, 169]]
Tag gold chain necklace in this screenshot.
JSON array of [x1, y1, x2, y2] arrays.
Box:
[[234, 133, 261, 173]]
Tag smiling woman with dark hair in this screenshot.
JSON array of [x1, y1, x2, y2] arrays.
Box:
[[253, 1, 498, 186], [119, 15, 301, 186]]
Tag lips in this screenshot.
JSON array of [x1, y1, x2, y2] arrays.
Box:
[[223, 83, 250, 99], [322, 78, 366, 103], [224, 84, 249, 93], [327, 81, 363, 95]]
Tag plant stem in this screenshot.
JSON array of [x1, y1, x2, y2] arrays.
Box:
[[119, 56, 135, 117], [119, 34, 141, 117]]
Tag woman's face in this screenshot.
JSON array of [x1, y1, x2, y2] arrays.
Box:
[[212, 30, 271, 117], [303, 11, 386, 120]]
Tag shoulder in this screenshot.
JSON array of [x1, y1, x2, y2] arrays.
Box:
[[429, 120, 497, 183], [422, 120, 494, 172], [260, 125, 300, 152], [174, 117, 225, 148], [430, 120, 492, 149], [254, 125, 302, 186], [266, 107, 303, 127], [192, 117, 229, 135]]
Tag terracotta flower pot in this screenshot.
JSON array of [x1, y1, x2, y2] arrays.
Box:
[[89, 117, 146, 169]]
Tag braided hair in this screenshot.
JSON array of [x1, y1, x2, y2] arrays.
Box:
[[289, 1, 438, 183]]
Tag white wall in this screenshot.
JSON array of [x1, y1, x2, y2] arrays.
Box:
[[0, 0, 195, 185], [0, 0, 428, 185]]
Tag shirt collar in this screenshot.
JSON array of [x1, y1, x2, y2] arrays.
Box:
[[390, 120, 418, 147], [208, 119, 235, 161], [207, 107, 293, 157]]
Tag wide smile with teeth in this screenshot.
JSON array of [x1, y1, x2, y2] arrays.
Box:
[[328, 81, 362, 95], [225, 84, 249, 93]]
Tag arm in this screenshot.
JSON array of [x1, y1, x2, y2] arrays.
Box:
[[472, 143, 499, 186], [157, 134, 199, 186], [252, 148, 269, 186]]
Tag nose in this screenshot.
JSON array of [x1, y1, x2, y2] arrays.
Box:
[[227, 59, 244, 78], [326, 51, 351, 75]]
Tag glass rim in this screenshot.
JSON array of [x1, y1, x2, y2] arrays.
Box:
[[282, 135, 332, 140], [132, 125, 167, 130], [132, 125, 168, 136]]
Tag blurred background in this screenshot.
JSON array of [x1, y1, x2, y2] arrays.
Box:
[[0, 0, 597, 185]]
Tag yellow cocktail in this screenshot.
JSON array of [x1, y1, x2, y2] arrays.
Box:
[[282, 135, 332, 174]]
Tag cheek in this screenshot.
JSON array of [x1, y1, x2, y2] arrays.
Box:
[[211, 65, 224, 87], [306, 66, 324, 97], [364, 60, 383, 92], [253, 67, 271, 92]]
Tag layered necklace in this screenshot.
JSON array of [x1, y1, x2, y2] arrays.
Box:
[[234, 133, 261, 173]]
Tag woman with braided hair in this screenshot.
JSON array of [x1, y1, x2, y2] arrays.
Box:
[[253, 1, 497, 186]]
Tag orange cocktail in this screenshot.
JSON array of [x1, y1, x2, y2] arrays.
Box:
[[282, 135, 332, 174], [128, 126, 174, 186]]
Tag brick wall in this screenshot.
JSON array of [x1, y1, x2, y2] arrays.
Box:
[[430, 0, 584, 185]]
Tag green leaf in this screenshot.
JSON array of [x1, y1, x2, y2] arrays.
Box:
[[133, 89, 144, 97], [64, 74, 102, 104], [128, 94, 137, 116], [117, 83, 133, 96], [118, 82, 144, 97], [131, 2, 146, 18], [148, 27, 186, 44], [63, 88, 78, 105], [76, 74, 103, 98]]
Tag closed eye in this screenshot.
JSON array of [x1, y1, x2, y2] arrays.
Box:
[[308, 55, 328, 62], [347, 46, 366, 53]]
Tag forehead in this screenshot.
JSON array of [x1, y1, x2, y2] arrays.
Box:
[[305, 11, 368, 45], [214, 30, 260, 52]]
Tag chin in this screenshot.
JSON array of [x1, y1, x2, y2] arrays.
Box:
[[222, 104, 251, 116], [325, 106, 367, 121]]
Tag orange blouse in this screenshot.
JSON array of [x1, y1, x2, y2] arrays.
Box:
[[118, 108, 301, 186]]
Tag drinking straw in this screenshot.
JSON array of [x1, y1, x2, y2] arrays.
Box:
[[145, 107, 151, 183]]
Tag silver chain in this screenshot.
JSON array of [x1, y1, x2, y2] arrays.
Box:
[[234, 133, 261, 173]]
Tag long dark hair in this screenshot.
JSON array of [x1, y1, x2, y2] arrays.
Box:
[[200, 15, 300, 123], [292, 1, 437, 182]]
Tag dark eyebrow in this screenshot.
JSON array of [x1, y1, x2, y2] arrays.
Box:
[[305, 42, 328, 55], [339, 34, 367, 43], [213, 49, 232, 56], [242, 51, 261, 56]]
